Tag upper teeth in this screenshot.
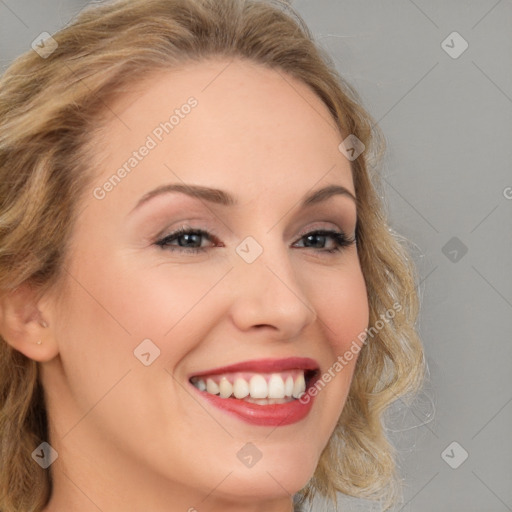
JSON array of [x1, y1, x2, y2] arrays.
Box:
[[191, 371, 306, 400]]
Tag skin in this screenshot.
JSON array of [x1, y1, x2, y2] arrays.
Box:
[[3, 58, 369, 511]]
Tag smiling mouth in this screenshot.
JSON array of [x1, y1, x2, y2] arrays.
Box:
[[187, 358, 319, 426], [190, 369, 316, 404]]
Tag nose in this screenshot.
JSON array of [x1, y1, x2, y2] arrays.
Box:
[[227, 241, 317, 339]]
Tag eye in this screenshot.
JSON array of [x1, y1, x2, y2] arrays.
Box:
[[155, 227, 220, 254], [154, 227, 355, 255], [293, 229, 355, 253]]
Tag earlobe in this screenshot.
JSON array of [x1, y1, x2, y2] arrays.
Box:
[[0, 284, 59, 362]]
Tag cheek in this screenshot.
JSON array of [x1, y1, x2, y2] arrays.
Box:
[[57, 250, 236, 417], [309, 259, 369, 356], [53, 250, 233, 465], [300, 257, 369, 433], [65, 241, 228, 339]]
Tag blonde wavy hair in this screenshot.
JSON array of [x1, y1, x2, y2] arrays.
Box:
[[0, 0, 424, 510]]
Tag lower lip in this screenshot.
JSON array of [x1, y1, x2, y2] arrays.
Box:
[[193, 388, 315, 426]]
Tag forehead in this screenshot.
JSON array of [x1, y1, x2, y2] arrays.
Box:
[[88, 58, 354, 211]]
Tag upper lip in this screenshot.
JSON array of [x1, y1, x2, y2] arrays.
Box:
[[188, 357, 319, 379]]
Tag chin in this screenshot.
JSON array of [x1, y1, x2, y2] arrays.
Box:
[[213, 443, 320, 499], [216, 471, 312, 503]]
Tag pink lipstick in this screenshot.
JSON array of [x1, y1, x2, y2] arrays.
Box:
[[188, 357, 319, 426]]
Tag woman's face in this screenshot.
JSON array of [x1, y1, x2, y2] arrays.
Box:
[[41, 58, 369, 510]]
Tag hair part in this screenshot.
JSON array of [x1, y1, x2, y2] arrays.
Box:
[[0, 0, 424, 510]]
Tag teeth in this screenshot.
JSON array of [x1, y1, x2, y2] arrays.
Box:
[[206, 378, 219, 394], [249, 375, 268, 399], [219, 377, 233, 398], [195, 379, 206, 392], [292, 373, 306, 398], [233, 377, 250, 399], [268, 374, 285, 399], [284, 376, 294, 397], [191, 371, 310, 401], [243, 397, 295, 405]]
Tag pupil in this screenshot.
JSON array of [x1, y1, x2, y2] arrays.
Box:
[[179, 233, 201, 247], [306, 234, 325, 248]]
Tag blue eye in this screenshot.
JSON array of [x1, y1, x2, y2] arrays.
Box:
[[155, 228, 355, 254], [292, 230, 355, 253], [155, 228, 217, 253]]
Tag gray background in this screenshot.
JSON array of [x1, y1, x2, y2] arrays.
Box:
[[1, 1, 511, 511]]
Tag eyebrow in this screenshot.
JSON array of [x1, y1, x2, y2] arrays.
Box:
[[131, 182, 356, 213]]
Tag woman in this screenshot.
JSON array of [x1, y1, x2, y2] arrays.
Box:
[[0, 0, 424, 510]]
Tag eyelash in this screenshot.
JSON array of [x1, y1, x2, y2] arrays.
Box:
[[155, 227, 356, 255]]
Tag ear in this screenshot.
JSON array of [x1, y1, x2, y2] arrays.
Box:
[[0, 283, 59, 362]]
